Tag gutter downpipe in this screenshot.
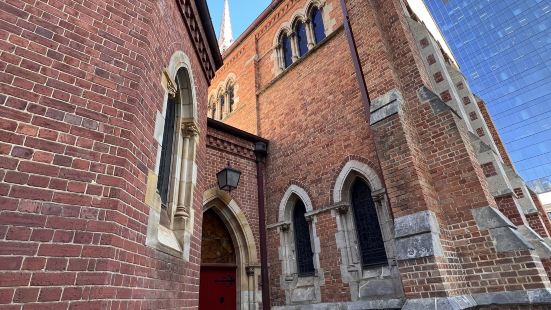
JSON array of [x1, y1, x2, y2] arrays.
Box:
[[339, 0, 394, 219], [254, 141, 270, 310], [339, 0, 371, 116]]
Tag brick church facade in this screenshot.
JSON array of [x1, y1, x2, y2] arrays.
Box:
[[1, 0, 551, 309]]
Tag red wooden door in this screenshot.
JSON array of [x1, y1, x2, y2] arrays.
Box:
[[199, 265, 237, 310]]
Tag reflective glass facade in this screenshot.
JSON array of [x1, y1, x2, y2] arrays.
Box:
[[425, 0, 551, 193]]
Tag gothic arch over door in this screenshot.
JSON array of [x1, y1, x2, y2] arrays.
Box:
[[201, 189, 260, 310]]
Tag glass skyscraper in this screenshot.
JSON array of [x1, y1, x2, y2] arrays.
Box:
[[424, 0, 551, 194]]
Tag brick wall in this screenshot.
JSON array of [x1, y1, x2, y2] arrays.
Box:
[[209, 39, 258, 134], [208, 0, 551, 307], [0, 0, 213, 308], [204, 125, 261, 255]]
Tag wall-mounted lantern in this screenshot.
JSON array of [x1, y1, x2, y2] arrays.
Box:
[[217, 163, 242, 192]]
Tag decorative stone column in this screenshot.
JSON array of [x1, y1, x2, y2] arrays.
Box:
[[305, 19, 315, 49], [173, 120, 199, 230], [290, 32, 299, 61]]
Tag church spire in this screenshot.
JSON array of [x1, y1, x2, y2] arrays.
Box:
[[218, 0, 234, 53]]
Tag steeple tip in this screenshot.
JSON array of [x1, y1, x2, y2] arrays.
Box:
[[218, 0, 234, 53]]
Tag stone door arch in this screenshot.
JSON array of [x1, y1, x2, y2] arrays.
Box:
[[202, 188, 260, 309]]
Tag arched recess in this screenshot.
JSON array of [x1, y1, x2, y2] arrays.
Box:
[[333, 160, 383, 203], [331, 160, 403, 301], [276, 184, 323, 305], [203, 188, 260, 310], [145, 50, 199, 261]]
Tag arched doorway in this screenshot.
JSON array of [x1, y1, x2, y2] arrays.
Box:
[[200, 189, 260, 310], [199, 208, 237, 309]]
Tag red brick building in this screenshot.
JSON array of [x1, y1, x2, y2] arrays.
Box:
[[1, 0, 551, 309], [207, 0, 551, 309]]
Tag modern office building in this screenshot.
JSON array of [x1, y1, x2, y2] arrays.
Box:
[[424, 0, 551, 194]]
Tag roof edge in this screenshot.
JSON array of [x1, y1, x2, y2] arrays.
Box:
[[207, 118, 268, 144], [196, 0, 223, 68], [222, 0, 283, 57]]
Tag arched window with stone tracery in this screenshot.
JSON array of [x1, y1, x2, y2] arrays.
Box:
[[146, 52, 200, 261]]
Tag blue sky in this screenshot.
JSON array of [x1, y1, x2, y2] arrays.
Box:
[[207, 0, 271, 39], [205, 0, 453, 60]]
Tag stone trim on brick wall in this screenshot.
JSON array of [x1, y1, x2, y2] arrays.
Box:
[[333, 160, 382, 202], [403, 288, 551, 310], [273, 288, 551, 309], [393, 210, 444, 260], [203, 188, 261, 310], [277, 184, 324, 305], [145, 50, 199, 260], [370, 89, 403, 125], [471, 206, 534, 252], [332, 159, 403, 301]]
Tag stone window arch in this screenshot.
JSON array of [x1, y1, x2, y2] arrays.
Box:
[[272, 0, 334, 75], [208, 75, 237, 120], [146, 51, 200, 260], [277, 30, 293, 70], [276, 185, 323, 305], [226, 80, 235, 113], [332, 160, 403, 301]]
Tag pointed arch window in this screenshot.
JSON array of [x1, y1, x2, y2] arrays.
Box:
[[311, 7, 326, 43], [293, 200, 315, 276], [212, 100, 217, 119], [157, 95, 177, 209], [281, 33, 293, 69], [208, 97, 215, 119], [219, 92, 225, 119], [228, 84, 235, 112], [350, 179, 387, 268], [295, 21, 309, 57]]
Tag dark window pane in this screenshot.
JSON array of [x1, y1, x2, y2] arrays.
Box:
[[219, 94, 225, 119], [209, 100, 214, 118], [157, 96, 177, 208], [296, 22, 308, 57], [351, 179, 387, 268], [212, 102, 216, 119], [228, 85, 235, 112], [282, 34, 293, 68], [311, 7, 326, 43], [293, 200, 315, 276]]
